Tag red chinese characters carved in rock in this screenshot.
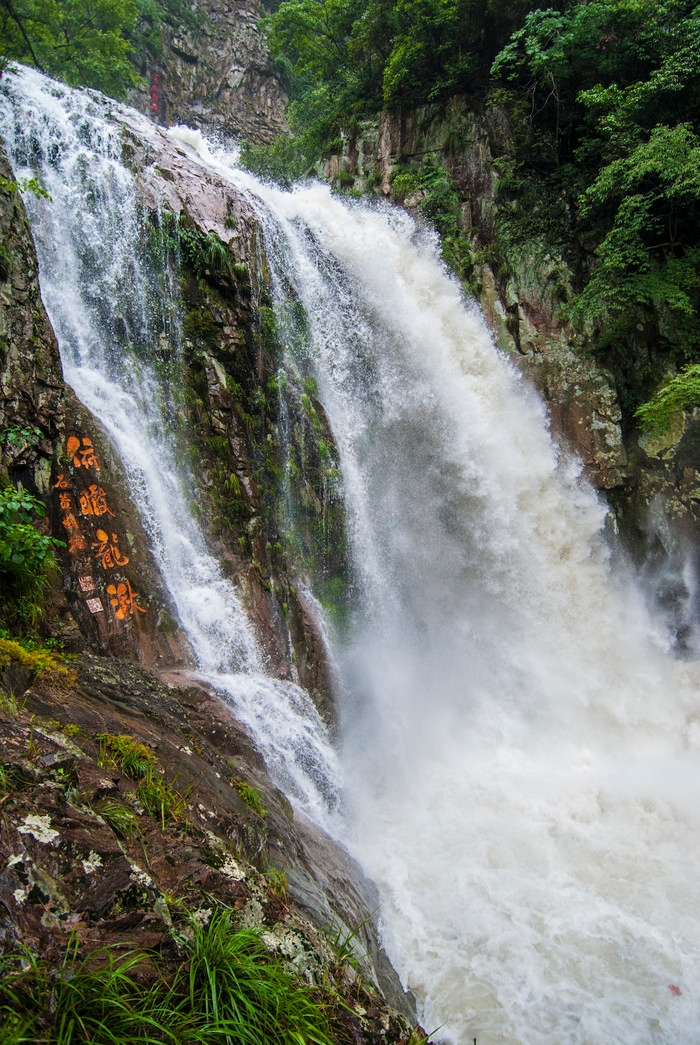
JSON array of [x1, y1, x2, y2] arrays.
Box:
[[92, 529, 129, 569], [107, 579, 146, 620], [79, 484, 115, 518], [66, 435, 100, 471]]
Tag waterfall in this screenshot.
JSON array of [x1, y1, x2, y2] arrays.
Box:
[[3, 64, 700, 1045], [0, 66, 341, 825]]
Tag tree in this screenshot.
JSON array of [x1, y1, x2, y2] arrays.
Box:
[[0, 0, 140, 98]]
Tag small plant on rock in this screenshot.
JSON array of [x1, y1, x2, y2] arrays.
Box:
[[96, 799, 141, 841], [97, 733, 156, 780], [230, 777, 268, 818]]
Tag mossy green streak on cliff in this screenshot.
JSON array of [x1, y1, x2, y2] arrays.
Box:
[[150, 206, 350, 655]]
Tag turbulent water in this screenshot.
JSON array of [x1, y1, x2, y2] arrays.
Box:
[[3, 64, 700, 1045]]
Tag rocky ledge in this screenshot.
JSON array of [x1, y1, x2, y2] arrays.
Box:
[[0, 645, 423, 1042]]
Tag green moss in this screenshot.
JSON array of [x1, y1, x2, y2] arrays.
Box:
[[635, 364, 700, 436], [0, 637, 76, 689]]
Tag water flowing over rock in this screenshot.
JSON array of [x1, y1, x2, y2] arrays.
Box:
[[324, 100, 700, 594], [0, 66, 415, 1032], [2, 66, 700, 1045]]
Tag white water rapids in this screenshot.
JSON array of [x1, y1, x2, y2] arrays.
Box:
[[3, 65, 700, 1045]]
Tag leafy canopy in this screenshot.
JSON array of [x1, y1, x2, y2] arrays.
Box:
[[490, 0, 700, 413], [0, 0, 141, 96]]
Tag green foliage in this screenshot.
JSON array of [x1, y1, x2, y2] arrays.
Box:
[[0, 0, 141, 98], [230, 777, 268, 818], [0, 175, 50, 200], [0, 486, 57, 570], [97, 732, 156, 779], [635, 363, 700, 434], [391, 156, 476, 280], [264, 0, 386, 146], [97, 733, 189, 830], [178, 222, 234, 281], [489, 0, 700, 407], [135, 772, 188, 828], [96, 798, 141, 840], [0, 484, 64, 628], [240, 135, 316, 185], [0, 910, 334, 1044], [266, 866, 288, 899], [2, 423, 43, 449], [263, 0, 540, 151], [202, 231, 229, 274], [381, 0, 480, 108]]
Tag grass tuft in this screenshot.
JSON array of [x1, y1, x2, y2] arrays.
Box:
[[97, 734, 189, 830], [230, 778, 267, 818], [97, 734, 157, 780], [0, 910, 334, 1044], [96, 799, 141, 841]]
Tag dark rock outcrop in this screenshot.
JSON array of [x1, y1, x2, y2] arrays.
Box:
[[129, 0, 287, 145], [0, 651, 418, 1036]]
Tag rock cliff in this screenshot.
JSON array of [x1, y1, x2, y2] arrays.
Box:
[[129, 0, 287, 145]]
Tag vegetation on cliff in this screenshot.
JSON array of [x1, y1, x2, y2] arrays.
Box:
[[258, 0, 700, 422], [0, 648, 423, 1044], [0, 0, 203, 97]]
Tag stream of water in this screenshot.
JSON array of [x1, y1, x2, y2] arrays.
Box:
[[2, 65, 700, 1045]]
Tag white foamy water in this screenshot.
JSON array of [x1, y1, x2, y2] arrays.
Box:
[[229, 180, 700, 1043], [3, 64, 700, 1045]]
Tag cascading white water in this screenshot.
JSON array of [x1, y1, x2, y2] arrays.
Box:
[[3, 64, 700, 1045], [167, 146, 700, 1041], [0, 66, 340, 824], [252, 188, 700, 1045]]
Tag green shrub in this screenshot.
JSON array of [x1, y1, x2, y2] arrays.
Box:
[[635, 364, 700, 435], [0, 485, 64, 627], [240, 135, 315, 185]]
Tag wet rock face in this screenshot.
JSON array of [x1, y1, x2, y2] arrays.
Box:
[[0, 124, 407, 1025], [48, 407, 192, 666], [118, 119, 347, 718], [0, 142, 192, 664], [0, 118, 345, 707], [0, 654, 417, 1035], [0, 152, 65, 485], [129, 0, 287, 145]]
